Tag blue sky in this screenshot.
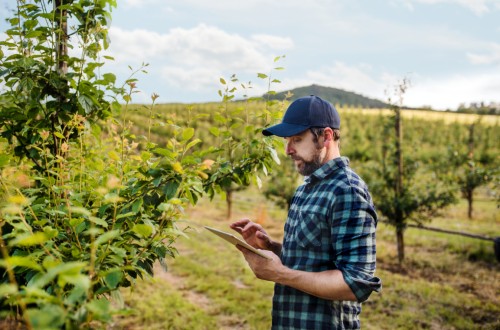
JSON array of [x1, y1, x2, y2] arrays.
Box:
[[2, 0, 500, 110]]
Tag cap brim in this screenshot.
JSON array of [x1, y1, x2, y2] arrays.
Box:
[[262, 123, 309, 137]]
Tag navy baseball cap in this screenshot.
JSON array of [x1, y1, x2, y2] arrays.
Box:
[[262, 95, 340, 137]]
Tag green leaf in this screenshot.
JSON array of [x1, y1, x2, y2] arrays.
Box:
[[209, 127, 220, 137], [59, 274, 90, 291], [161, 181, 180, 199], [132, 199, 143, 213], [104, 270, 123, 289], [69, 206, 91, 216], [86, 299, 112, 322], [94, 230, 119, 246], [10, 232, 49, 247], [69, 218, 84, 228], [30, 261, 88, 290], [78, 94, 95, 114], [43, 226, 59, 239], [153, 147, 176, 158], [116, 212, 136, 220], [0, 283, 18, 296], [2, 256, 43, 272], [102, 72, 116, 84], [257, 73, 268, 79], [182, 127, 195, 141], [255, 175, 263, 189], [268, 146, 281, 165], [0, 154, 10, 167], [24, 30, 43, 38], [132, 224, 153, 237], [26, 304, 65, 329], [54, 132, 65, 139], [185, 138, 202, 152], [89, 216, 108, 228]]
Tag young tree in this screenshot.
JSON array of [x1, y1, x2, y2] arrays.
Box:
[[365, 79, 456, 264], [450, 122, 496, 219], [203, 60, 286, 219]]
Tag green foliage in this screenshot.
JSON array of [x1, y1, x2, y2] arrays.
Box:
[[0, 2, 282, 329], [444, 122, 497, 218], [263, 154, 299, 210], [361, 79, 457, 263], [0, 0, 117, 170], [202, 58, 287, 217]]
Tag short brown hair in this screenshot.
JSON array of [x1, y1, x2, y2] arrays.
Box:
[[310, 127, 340, 143]]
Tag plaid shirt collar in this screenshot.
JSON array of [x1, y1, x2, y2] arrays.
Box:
[[305, 156, 350, 185]]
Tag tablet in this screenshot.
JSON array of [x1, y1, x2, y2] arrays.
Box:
[[204, 226, 272, 260]]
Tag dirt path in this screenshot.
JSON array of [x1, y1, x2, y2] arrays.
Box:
[[153, 262, 250, 329]]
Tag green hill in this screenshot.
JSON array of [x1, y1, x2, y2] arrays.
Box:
[[266, 84, 389, 108]]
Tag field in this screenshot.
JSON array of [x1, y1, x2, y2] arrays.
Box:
[[2, 90, 498, 329], [340, 108, 499, 126], [112, 187, 500, 330]]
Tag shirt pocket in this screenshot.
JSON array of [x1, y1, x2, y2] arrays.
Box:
[[294, 212, 323, 249]]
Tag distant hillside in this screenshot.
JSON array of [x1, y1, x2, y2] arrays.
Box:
[[265, 84, 389, 109]]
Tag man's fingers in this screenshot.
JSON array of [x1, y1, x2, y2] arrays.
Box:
[[242, 222, 263, 234], [230, 219, 251, 233], [255, 231, 268, 241]]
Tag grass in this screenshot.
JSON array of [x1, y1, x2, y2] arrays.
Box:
[[341, 108, 499, 126], [113, 188, 500, 330]]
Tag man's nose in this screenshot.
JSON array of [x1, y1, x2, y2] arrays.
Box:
[[285, 141, 294, 155]]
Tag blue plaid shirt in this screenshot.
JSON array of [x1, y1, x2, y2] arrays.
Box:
[[272, 157, 381, 329]]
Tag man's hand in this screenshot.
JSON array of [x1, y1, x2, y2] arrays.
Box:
[[237, 245, 357, 302], [236, 245, 283, 282], [230, 219, 273, 250], [231, 220, 356, 301]]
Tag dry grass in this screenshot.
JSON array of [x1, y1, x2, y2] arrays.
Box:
[[341, 108, 499, 126]]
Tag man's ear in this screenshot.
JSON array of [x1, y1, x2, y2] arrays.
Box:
[[323, 128, 333, 146]]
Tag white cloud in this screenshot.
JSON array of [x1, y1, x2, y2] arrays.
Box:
[[104, 24, 293, 99], [467, 43, 500, 65], [405, 72, 500, 109], [160, 66, 221, 91], [122, 0, 164, 9], [251, 35, 294, 51], [298, 62, 395, 101], [409, 0, 498, 15], [276, 62, 500, 110], [107, 24, 291, 69]]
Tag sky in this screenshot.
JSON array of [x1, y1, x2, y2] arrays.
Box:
[[1, 0, 500, 110]]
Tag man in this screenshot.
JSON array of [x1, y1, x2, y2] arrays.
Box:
[[230, 95, 381, 329]]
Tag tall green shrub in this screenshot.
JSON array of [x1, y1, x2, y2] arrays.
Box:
[[0, 2, 281, 328]]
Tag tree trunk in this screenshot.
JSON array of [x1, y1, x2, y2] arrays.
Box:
[[467, 124, 475, 219], [396, 227, 405, 264], [467, 189, 473, 219], [395, 107, 403, 197], [395, 107, 405, 263], [226, 188, 233, 220], [55, 0, 68, 75]]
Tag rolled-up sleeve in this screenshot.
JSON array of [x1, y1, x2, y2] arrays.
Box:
[[331, 186, 382, 302]]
